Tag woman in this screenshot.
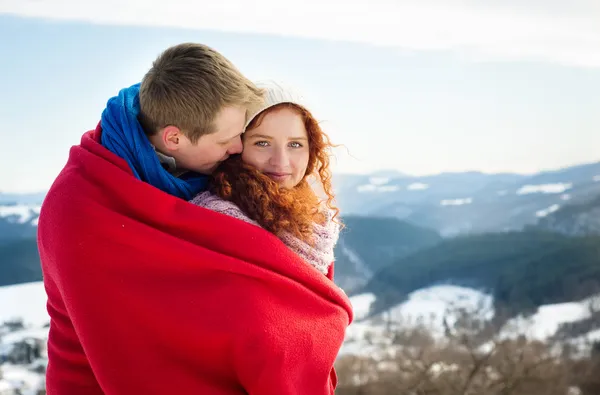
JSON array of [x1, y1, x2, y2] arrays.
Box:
[[191, 81, 341, 278], [187, 82, 348, 393]]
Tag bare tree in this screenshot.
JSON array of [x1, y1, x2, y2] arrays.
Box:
[[336, 298, 581, 395]]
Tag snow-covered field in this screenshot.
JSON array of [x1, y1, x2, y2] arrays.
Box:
[[0, 282, 48, 395], [3, 280, 600, 393], [0, 205, 40, 226], [0, 363, 45, 395], [4, 281, 600, 353], [0, 282, 49, 328], [344, 285, 600, 356]]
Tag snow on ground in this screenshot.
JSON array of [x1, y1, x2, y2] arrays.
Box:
[[341, 293, 389, 358], [357, 184, 377, 193], [2, 328, 49, 345], [369, 177, 390, 186], [357, 184, 400, 193], [356, 176, 403, 193], [1, 363, 45, 395], [385, 286, 493, 334], [501, 295, 599, 341], [0, 379, 13, 393], [377, 185, 400, 192], [341, 318, 393, 359], [341, 285, 600, 357], [0, 283, 48, 395], [350, 293, 376, 321], [536, 204, 560, 217], [4, 280, 600, 363], [516, 183, 572, 195], [440, 198, 473, 206], [569, 328, 600, 350], [0, 282, 49, 327], [341, 285, 493, 356], [407, 182, 429, 191], [0, 205, 40, 225]]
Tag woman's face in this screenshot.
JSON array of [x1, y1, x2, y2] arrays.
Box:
[[242, 107, 310, 189]]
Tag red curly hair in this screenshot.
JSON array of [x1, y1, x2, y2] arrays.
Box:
[[210, 102, 340, 243]]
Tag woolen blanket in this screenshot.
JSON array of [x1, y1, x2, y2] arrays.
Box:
[[38, 124, 353, 395]]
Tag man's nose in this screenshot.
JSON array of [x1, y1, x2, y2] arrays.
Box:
[[227, 136, 243, 155]]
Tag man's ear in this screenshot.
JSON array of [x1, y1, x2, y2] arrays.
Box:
[[162, 126, 183, 151]]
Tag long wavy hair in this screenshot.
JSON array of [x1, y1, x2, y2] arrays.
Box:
[[210, 102, 340, 243]]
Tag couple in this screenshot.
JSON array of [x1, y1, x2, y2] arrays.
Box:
[[37, 43, 353, 394]]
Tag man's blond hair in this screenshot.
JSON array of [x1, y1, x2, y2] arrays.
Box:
[[139, 43, 264, 143]]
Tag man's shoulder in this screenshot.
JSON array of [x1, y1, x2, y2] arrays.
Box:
[[41, 125, 120, 211], [39, 178, 83, 232], [39, 151, 100, 228]]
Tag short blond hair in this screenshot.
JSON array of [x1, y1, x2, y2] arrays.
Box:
[[139, 43, 264, 143]]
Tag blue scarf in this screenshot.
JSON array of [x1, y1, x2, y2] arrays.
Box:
[[100, 83, 208, 200]]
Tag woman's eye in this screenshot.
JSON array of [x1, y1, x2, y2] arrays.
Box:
[[255, 141, 269, 147], [289, 142, 303, 148]]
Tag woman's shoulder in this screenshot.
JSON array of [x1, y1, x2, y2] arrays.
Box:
[[313, 207, 341, 247], [320, 207, 340, 231], [190, 191, 221, 207]]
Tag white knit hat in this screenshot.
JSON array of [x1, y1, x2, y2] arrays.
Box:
[[244, 80, 309, 129]]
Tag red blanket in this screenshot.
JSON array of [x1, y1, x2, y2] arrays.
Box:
[[38, 124, 353, 395]]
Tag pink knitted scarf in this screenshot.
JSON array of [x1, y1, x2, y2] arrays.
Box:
[[190, 191, 339, 275]]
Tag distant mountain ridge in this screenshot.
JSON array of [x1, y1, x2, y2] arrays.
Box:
[[535, 193, 600, 236], [3, 160, 600, 307], [333, 161, 600, 236], [0, 192, 46, 205]]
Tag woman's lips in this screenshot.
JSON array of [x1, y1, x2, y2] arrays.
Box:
[[265, 172, 290, 181]]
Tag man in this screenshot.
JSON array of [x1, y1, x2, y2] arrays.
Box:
[[39, 43, 258, 392], [38, 42, 352, 395]]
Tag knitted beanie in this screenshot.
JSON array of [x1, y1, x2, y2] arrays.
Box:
[[245, 81, 309, 129]]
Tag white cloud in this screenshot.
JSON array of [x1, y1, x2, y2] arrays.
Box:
[[2, 0, 600, 67]]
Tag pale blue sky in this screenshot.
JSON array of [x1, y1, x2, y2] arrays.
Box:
[[1, 2, 600, 192]]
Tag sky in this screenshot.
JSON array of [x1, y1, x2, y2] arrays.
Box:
[[1, 0, 599, 193]]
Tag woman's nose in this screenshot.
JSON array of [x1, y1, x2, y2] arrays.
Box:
[[269, 148, 289, 168]]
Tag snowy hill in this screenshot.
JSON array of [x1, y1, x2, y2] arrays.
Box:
[[0, 205, 40, 228], [3, 267, 600, 351], [0, 282, 48, 395], [342, 285, 600, 357], [537, 193, 600, 236], [360, 230, 600, 319], [0, 282, 49, 328], [2, 281, 600, 395], [0, 204, 40, 246]]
